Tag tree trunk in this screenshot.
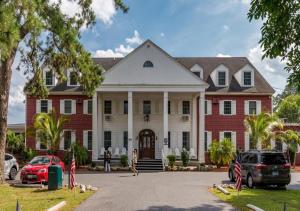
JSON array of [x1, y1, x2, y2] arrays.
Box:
[[0, 53, 15, 184]]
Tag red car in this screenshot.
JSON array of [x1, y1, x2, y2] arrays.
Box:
[[21, 155, 65, 184]]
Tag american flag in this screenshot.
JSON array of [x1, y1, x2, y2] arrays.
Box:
[[234, 157, 242, 192], [70, 152, 76, 189]]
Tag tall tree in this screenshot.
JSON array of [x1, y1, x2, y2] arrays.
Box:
[[276, 94, 300, 123], [248, 0, 300, 90], [0, 0, 128, 184], [273, 83, 299, 110]]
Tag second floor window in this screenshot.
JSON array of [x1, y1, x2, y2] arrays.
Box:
[[249, 101, 257, 115], [64, 100, 72, 114], [182, 101, 190, 114], [218, 71, 226, 86], [40, 100, 48, 113], [104, 100, 112, 114], [124, 101, 128, 114], [243, 71, 252, 86], [45, 71, 53, 86], [223, 101, 232, 115], [143, 101, 151, 114]]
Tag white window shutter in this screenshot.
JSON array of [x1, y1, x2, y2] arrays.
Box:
[[257, 138, 262, 150], [282, 143, 287, 152], [207, 131, 212, 149], [244, 100, 249, 115], [232, 131, 237, 150], [219, 132, 224, 141], [83, 130, 88, 149], [244, 132, 249, 151], [48, 100, 52, 113], [60, 133, 64, 150], [36, 134, 40, 150], [207, 100, 212, 115], [36, 100, 41, 113], [219, 101, 224, 115], [83, 100, 88, 114], [178, 101, 182, 115], [231, 100, 236, 115], [60, 100, 64, 114], [71, 131, 76, 144], [256, 100, 261, 114], [72, 100, 76, 114], [297, 144, 300, 153]]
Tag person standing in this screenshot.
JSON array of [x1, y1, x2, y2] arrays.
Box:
[[131, 149, 139, 176], [104, 150, 108, 172], [107, 150, 112, 172]]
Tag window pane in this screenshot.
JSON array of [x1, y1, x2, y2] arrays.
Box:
[[168, 101, 171, 114], [45, 71, 53, 85], [223, 101, 232, 114], [143, 101, 151, 114], [123, 131, 128, 150], [205, 101, 207, 115], [69, 72, 77, 85], [87, 100, 93, 114], [143, 60, 154, 68], [182, 101, 190, 114], [88, 131, 93, 151], [40, 100, 48, 113], [64, 100, 72, 114], [64, 131, 71, 150], [104, 131, 111, 150], [249, 101, 257, 115], [182, 132, 190, 150], [204, 132, 208, 151], [244, 72, 252, 85], [104, 101, 112, 114], [224, 132, 232, 140], [261, 153, 286, 165], [168, 131, 171, 148], [218, 71, 226, 85], [124, 101, 128, 114]]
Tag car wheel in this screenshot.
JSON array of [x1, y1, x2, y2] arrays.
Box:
[[9, 167, 17, 180], [277, 185, 287, 190], [229, 170, 235, 182], [247, 174, 254, 189]]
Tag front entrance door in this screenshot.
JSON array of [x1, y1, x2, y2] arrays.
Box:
[[139, 129, 155, 159]]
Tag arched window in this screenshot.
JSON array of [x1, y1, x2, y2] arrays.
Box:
[[143, 60, 154, 68]]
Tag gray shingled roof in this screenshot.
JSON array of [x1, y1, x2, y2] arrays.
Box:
[[48, 57, 274, 94]]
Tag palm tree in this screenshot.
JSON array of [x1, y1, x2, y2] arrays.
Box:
[[277, 130, 300, 168], [27, 109, 69, 153], [6, 130, 24, 154], [244, 112, 283, 149]]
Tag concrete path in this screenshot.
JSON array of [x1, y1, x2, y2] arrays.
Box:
[[73, 172, 235, 211]]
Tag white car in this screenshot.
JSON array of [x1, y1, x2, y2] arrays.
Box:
[[4, 153, 19, 180]]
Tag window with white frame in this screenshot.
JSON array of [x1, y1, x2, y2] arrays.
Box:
[[104, 100, 112, 114], [45, 71, 54, 86], [223, 101, 232, 115], [243, 71, 252, 86], [104, 131, 111, 150], [182, 101, 190, 114], [143, 101, 151, 114], [64, 131, 72, 150], [245, 100, 261, 115], [87, 131, 92, 151], [182, 131, 190, 150], [68, 71, 78, 86], [123, 131, 128, 150], [224, 132, 232, 140], [143, 60, 154, 68], [249, 101, 257, 115], [87, 100, 93, 114], [64, 100, 72, 114], [40, 100, 49, 113], [218, 71, 226, 86]]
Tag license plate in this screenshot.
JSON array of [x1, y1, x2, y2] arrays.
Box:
[[272, 171, 279, 176], [27, 175, 37, 179]]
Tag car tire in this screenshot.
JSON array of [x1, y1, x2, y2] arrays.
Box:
[[277, 185, 287, 190], [9, 167, 17, 180], [247, 174, 254, 189], [229, 170, 235, 182]]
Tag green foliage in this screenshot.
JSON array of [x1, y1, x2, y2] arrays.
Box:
[[276, 95, 300, 123], [244, 112, 283, 149], [248, 1, 300, 90], [209, 139, 235, 168], [22, 148, 38, 161], [181, 149, 190, 167], [28, 109, 69, 152], [273, 84, 299, 110], [6, 130, 25, 154], [167, 154, 176, 168], [64, 142, 90, 167], [120, 155, 128, 167]]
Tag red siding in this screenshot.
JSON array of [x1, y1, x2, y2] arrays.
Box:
[[26, 95, 92, 159]]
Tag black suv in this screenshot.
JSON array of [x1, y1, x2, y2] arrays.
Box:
[[228, 150, 291, 188]]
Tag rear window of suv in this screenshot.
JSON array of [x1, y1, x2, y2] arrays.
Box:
[[261, 153, 286, 165]]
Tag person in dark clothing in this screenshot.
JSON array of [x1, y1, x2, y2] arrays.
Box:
[[104, 150, 108, 172], [106, 151, 111, 172]]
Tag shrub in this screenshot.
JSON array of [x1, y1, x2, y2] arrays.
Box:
[[64, 142, 90, 167], [181, 149, 190, 167], [120, 155, 128, 167], [167, 155, 176, 168], [91, 162, 96, 168], [22, 147, 37, 161], [209, 138, 235, 168]]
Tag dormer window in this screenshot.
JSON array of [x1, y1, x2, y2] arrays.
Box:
[[45, 71, 54, 86], [218, 71, 226, 86], [143, 60, 154, 68], [243, 71, 252, 86], [68, 71, 79, 86]]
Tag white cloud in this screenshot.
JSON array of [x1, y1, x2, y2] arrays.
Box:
[[125, 30, 143, 45], [216, 53, 231, 57], [9, 85, 25, 107], [160, 32, 165, 37], [223, 25, 230, 32], [50, 0, 117, 25], [94, 30, 143, 58]]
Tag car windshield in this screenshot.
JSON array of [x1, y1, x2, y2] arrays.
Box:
[[261, 153, 286, 165], [29, 156, 50, 165]]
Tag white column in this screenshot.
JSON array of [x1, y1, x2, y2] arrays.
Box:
[[198, 91, 205, 163], [128, 91, 133, 164], [92, 93, 98, 160], [163, 92, 169, 154]]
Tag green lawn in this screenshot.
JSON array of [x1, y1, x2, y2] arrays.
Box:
[[0, 184, 95, 211], [211, 187, 300, 211]]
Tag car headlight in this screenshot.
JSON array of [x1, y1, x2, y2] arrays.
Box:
[[38, 168, 47, 173]]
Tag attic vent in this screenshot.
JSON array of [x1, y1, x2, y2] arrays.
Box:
[[143, 60, 154, 68]]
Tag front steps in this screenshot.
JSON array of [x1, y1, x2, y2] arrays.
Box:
[[136, 159, 164, 172]]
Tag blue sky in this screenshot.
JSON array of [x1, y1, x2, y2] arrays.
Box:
[[8, 0, 288, 124]]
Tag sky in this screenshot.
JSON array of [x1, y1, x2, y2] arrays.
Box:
[[8, 0, 289, 124]]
